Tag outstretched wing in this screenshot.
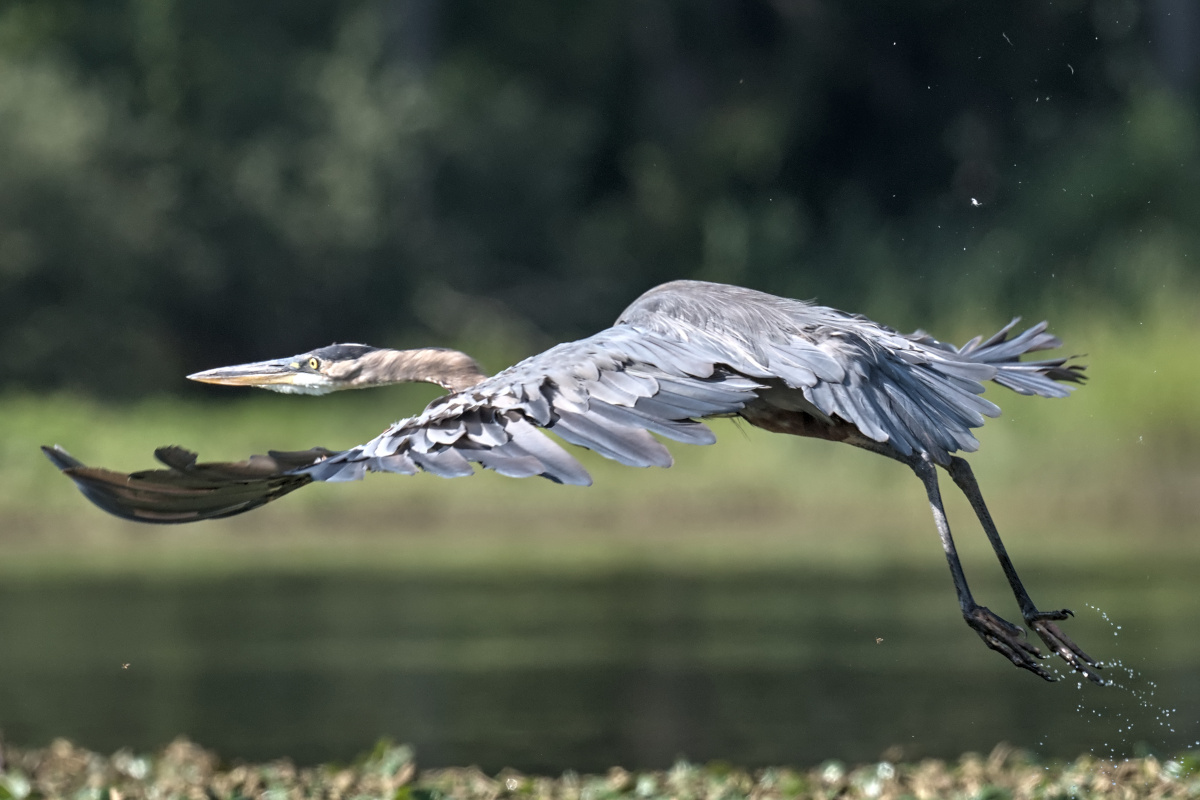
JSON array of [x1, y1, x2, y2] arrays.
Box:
[[42, 444, 328, 523], [294, 325, 766, 483], [44, 325, 768, 522], [616, 280, 1084, 463], [696, 316, 1082, 464]]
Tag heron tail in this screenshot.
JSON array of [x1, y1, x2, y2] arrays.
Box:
[[955, 319, 1086, 398], [41, 444, 326, 523]]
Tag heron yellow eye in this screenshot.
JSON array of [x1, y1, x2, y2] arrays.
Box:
[[308, 357, 320, 370]]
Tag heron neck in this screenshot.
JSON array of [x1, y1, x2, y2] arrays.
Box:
[[339, 348, 488, 392]]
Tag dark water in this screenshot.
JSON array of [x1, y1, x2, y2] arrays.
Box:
[[0, 564, 1196, 772]]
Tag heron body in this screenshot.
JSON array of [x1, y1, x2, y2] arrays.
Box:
[[44, 279, 1098, 682]]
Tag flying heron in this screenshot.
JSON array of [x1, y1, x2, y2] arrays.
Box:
[[43, 279, 1098, 682]]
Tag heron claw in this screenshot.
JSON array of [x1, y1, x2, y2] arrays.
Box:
[[1030, 607, 1073, 621], [964, 605, 1055, 681], [1028, 614, 1104, 684]]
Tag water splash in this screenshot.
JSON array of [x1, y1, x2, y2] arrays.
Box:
[[1050, 603, 1188, 762]]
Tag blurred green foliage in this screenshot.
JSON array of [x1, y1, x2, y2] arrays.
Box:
[[0, 0, 1197, 396]]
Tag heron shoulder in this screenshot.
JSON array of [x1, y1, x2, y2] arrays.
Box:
[[615, 279, 828, 335]]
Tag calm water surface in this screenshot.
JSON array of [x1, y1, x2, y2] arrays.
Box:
[[0, 563, 1196, 771]]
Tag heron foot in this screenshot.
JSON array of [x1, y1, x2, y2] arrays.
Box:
[[964, 605, 1054, 681], [1026, 609, 1105, 684]]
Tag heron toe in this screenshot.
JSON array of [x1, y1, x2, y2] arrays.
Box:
[[1028, 617, 1104, 684], [964, 605, 1054, 681]]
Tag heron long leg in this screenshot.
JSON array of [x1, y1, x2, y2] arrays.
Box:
[[911, 458, 973, 613], [908, 457, 1053, 680], [946, 457, 1103, 683]]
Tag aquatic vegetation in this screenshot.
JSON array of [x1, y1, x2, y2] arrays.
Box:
[[1, 739, 1197, 800]]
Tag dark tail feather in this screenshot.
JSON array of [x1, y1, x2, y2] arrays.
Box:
[[41, 445, 330, 524], [957, 318, 1087, 398]]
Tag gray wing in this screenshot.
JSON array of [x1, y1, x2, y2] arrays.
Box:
[[617, 280, 1083, 463], [42, 325, 768, 523], [301, 325, 767, 485], [616, 310, 998, 461], [674, 314, 1078, 463]]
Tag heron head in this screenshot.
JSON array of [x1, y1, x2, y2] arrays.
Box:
[[187, 344, 487, 394]]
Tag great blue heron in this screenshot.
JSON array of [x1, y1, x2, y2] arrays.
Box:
[[43, 280, 1098, 682]]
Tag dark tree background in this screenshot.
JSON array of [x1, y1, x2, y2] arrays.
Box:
[[1, 0, 1197, 395]]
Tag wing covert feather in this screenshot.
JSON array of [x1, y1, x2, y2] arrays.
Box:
[[296, 325, 766, 485]]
